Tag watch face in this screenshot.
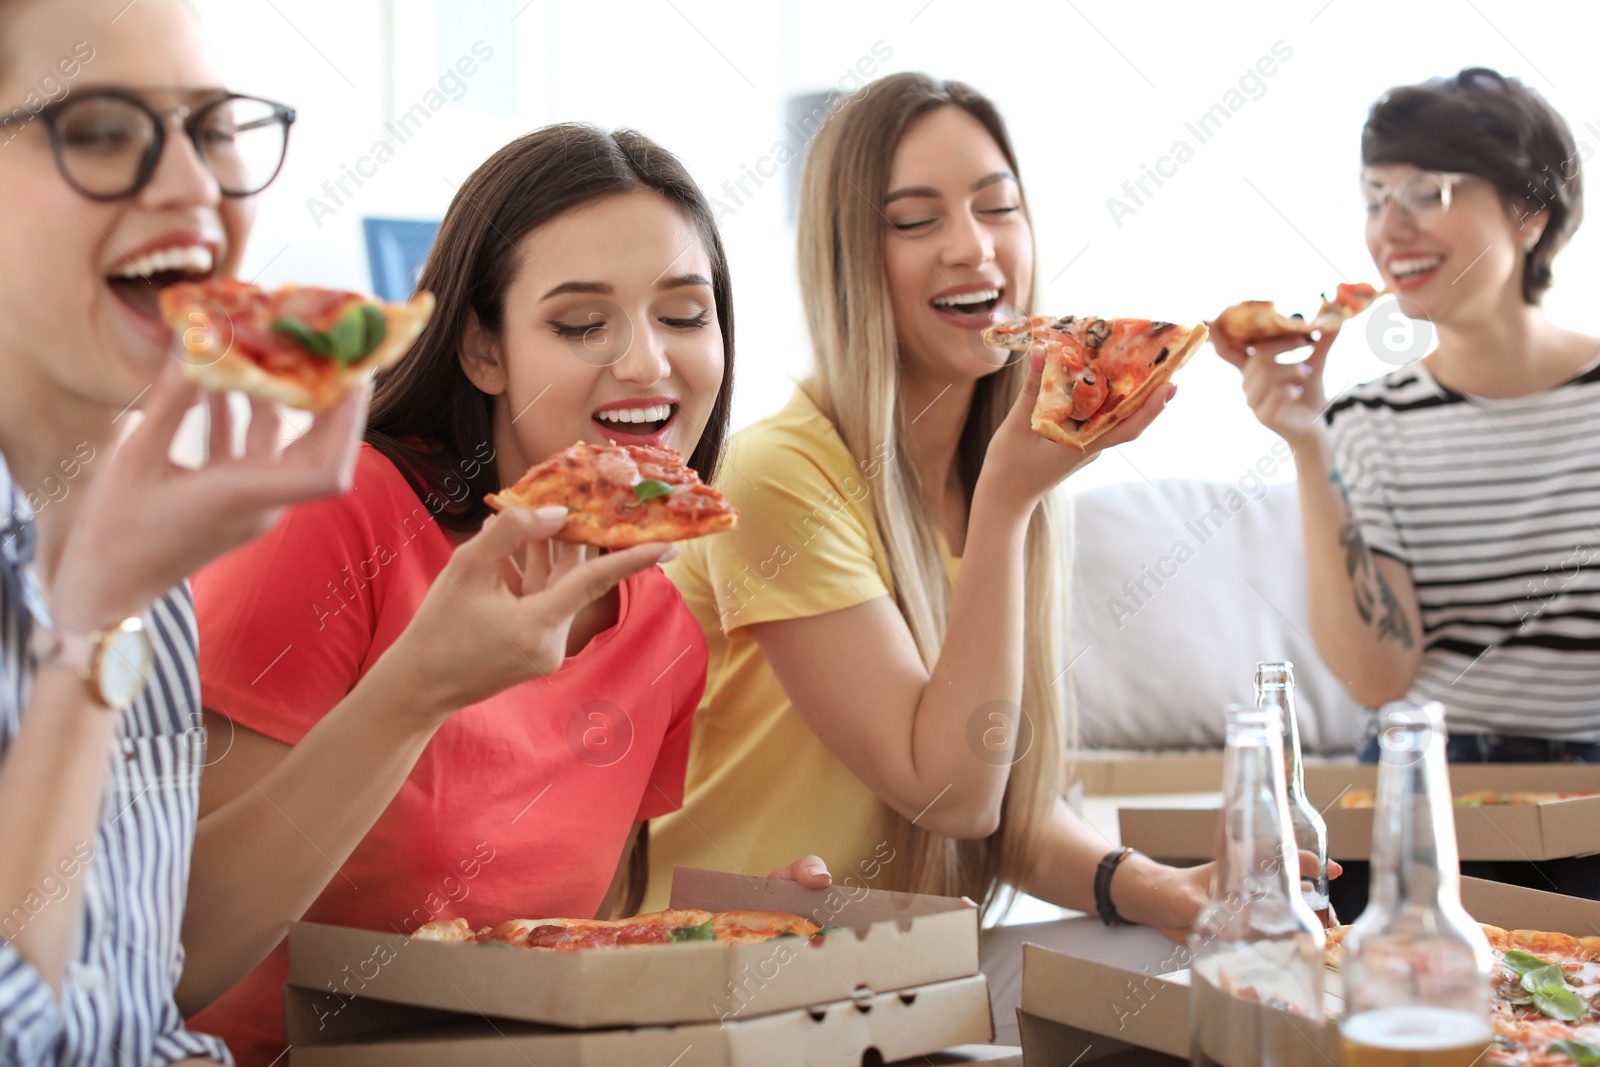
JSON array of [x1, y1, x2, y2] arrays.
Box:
[[100, 625, 155, 709]]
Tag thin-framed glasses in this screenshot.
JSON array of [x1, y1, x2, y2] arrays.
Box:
[[1361, 171, 1468, 229], [25, 88, 295, 201]]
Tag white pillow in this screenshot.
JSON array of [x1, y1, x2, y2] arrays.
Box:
[[1067, 478, 1365, 755]]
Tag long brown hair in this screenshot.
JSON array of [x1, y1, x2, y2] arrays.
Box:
[[367, 123, 736, 533], [796, 73, 1070, 918]]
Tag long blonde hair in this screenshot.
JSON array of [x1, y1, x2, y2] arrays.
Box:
[[796, 72, 1071, 918]]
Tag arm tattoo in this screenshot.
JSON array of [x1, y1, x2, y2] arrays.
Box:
[[1330, 469, 1414, 650]]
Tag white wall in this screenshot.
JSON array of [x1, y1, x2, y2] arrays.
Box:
[[196, 0, 1600, 492]]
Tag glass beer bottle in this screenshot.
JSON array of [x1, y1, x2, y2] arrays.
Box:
[[1340, 701, 1493, 1067], [1190, 702, 1326, 1067], [1256, 662, 1330, 927]]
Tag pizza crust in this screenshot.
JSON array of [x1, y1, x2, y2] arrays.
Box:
[[173, 290, 435, 412], [1215, 300, 1316, 345], [551, 508, 739, 549], [1034, 323, 1208, 450]]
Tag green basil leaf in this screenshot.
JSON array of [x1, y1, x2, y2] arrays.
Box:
[[270, 317, 333, 356], [813, 925, 845, 937], [670, 920, 714, 942], [633, 479, 673, 502], [1504, 949, 1554, 975], [1534, 984, 1588, 1022], [359, 304, 386, 355], [325, 304, 371, 365], [1523, 963, 1569, 992], [1550, 1039, 1600, 1065]]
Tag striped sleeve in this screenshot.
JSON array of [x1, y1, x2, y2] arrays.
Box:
[[1326, 399, 1408, 564], [0, 940, 63, 1066]]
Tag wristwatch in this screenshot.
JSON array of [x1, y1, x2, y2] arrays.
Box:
[[31, 616, 154, 711]]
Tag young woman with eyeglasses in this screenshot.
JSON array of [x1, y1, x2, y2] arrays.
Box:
[[0, 1, 363, 1062], [1214, 69, 1600, 894], [0, 3, 791, 1064]]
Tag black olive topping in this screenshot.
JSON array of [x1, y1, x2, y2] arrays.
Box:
[[1154, 347, 1169, 366]]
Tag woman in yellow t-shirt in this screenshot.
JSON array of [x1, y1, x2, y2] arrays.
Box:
[[646, 71, 1214, 939]]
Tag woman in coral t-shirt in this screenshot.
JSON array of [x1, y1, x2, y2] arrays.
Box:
[[185, 125, 827, 1066]]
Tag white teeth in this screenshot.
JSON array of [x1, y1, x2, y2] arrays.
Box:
[[109, 245, 215, 280], [594, 404, 672, 425], [1389, 256, 1443, 278], [932, 288, 1000, 307]]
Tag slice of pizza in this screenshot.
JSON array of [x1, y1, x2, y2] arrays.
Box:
[[484, 441, 738, 548], [1215, 282, 1387, 345], [1309, 281, 1386, 331], [158, 279, 434, 412], [984, 315, 1207, 450]]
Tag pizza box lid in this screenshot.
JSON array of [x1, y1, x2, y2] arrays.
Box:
[[1072, 753, 1600, 799], [285, 866, 980, 1029], [1014, 877, 1600, 1065], [285, 973, 995, 1067], [1119, 786, 1600, 862]]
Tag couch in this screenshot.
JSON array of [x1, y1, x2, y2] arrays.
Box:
[[1067, 478, 1366, 756]]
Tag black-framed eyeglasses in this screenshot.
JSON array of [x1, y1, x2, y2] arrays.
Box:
[[26, 88, 295, 201]]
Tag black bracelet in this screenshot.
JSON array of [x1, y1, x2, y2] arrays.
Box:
[[1095, 847, 1136, 926]]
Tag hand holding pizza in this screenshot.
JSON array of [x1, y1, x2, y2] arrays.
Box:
[[49, 360, 368, 631], [1211, 323, 1340, 451], [980, 346, 1175, 516], [369, 505, 678, 722]]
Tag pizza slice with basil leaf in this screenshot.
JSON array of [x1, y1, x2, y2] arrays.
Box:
[[485, 441, 737, 548], [158, 279, 434, 411]]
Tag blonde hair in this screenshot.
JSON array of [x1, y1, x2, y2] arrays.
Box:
[[796, 72, 1071, 918]]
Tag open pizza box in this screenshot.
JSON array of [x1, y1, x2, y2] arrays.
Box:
[[1014, 877, 1600, 1066], [1119, 763, 1600, 862], [285, 866, 983, 1035], [285, 975, 997, 1067], [1072, 752, 1600, 799]]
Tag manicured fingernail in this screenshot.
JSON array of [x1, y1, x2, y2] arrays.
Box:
[[1165, 384, 1178, 403], [1298, 363, 1314, 378], [534, 505, 568, 521], [804, 862, 826, 877], [659, 546, 680, 562], [1030, 348, 1045, 373]]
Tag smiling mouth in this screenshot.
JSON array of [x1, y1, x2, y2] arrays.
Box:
[[1389, 255, 1445, 282], [107, 246, 217, 321], [930, 287, 1004, 317], [593, 403, 676, 437]]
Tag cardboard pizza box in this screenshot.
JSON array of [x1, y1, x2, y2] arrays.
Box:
[[287, 973, 995, 1066], [284, 866, 980, 1030], [1015, 877, 1600, 1066], [1070, 752, 1230, 796], [1072, 751, 1600, 799], [1120, 779, 1600, 862]]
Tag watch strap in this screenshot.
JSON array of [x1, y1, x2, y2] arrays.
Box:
[[1094, 846, 1137, 926]]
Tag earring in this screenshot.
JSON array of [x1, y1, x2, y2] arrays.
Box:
[[1526, 233, 1542, 252]]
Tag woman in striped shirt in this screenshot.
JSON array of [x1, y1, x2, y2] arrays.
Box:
[[0, 1, 688, 1063], [1214, 69, 1600, 898]]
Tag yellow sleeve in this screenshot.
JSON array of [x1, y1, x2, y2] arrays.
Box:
[[700, 426, 891, 634]]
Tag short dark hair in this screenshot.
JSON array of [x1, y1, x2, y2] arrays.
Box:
[[366, 124, 735, 533], [1362, 67, 1583, 304]]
